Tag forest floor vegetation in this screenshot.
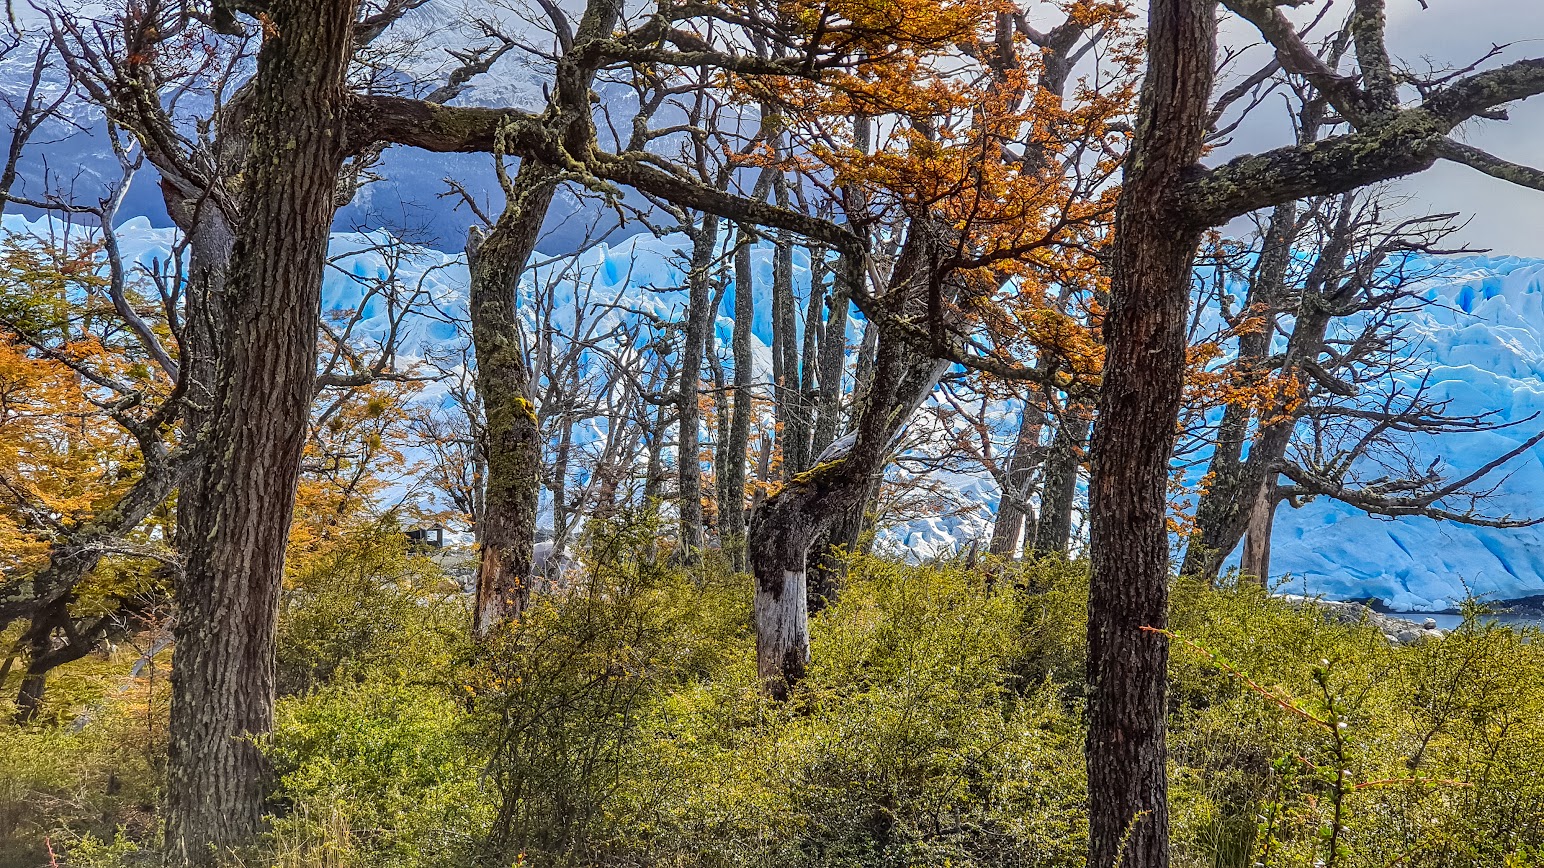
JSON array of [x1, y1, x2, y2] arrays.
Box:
[[4, 520, 1543, 867]]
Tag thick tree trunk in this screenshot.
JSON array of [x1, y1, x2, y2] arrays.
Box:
[[1031, 409, 1088, 559], [466, 0, 619, 617], [165, 0, 357, 859], [467, 168, 557, 637], [1085, 3, 1216, 867], [805, 470, 878, 613], [677, 217, 720, 561]]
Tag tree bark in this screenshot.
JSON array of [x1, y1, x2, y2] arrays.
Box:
[[1239, 479, 1276, 584], [1180, 95, 1322, 581], [466, 0, 620, 628], [677, 216, 720, 561], [773, 226, 811, 477], [708, 274, 732, 541], [1032, 408, 1088, 559], [724, 230, 756, 570], [811, 248, 855, 459], [166, 0, 357, 858], [989, 400, 1044, 558], [467, 171, 555, 637], [1085, 2, 1216, 866], [805, 470, 878, 613]]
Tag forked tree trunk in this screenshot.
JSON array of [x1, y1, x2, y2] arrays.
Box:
[[166, 0, 357, 858], [467, 167, 557, 637], [1085, 2, 1216, 866], [750, 222, 954, 697]]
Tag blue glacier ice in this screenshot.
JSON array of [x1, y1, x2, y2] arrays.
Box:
[[7, 211, 1544, 609]]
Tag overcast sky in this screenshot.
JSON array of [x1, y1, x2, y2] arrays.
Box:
[[1211, 0, 1544, 255]]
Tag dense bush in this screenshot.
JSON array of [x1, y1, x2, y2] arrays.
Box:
[[9, 527, 1544, 867]]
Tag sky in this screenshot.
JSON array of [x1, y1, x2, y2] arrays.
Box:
[[1213, 0, 1544, 255]]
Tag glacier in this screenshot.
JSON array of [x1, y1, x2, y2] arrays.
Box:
[[6, 212, 1544, 610], [1258, 256, 1544, 610]]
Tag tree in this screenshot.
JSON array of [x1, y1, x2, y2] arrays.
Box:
[[0, 161, 188, 723], [162, 0, 359, 856], [1182, 188, 1544, 585], [1085, 1, 1544, 864]]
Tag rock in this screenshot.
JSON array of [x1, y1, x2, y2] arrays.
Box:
[[1279, 594, 1445, 644]]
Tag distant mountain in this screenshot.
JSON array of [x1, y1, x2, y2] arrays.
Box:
[[0, 2, 631, 252]]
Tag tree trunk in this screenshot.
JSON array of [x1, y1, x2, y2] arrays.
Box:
[[1239, 479, 1276, 585], [467, 166, 557, 637], [1179, 200, 1296, 580], [643, 393, 671, 510], [708, 273, 731, 541], [1085, 3, 1216, 867], [805, 470, 879, 613], [750, 222, 952, 697], [1032, 408, 1088, 559], [677, 216, 720, 561], [724, 230, 756, 570], [810, 112, 867, 462], [811, 252, 853, 459], [165, 0, 357, 858], [773, 228, 811, 477], [989, 401, 1044, 557]]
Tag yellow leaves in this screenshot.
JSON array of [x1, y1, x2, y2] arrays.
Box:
[[289, 381, 425, 568], [1184, 339, 1308, 424], [0, 332, 134, 578]]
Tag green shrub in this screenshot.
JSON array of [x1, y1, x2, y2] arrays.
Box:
[[276, 523, 467, 696], [12, 527, 1544, 868], [267, 681, 489, 868]]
